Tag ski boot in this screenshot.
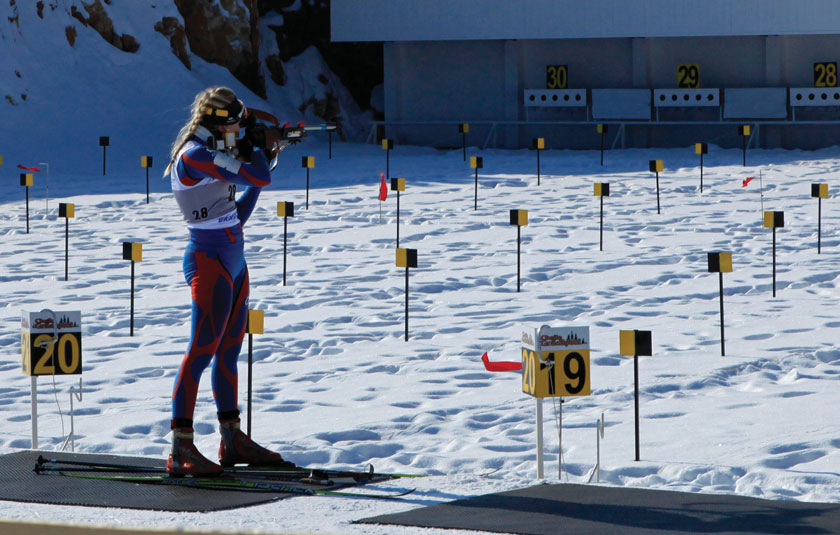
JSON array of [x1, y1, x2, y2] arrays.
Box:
[[218, 412, 293, 468], [167, 419, 224, 476]]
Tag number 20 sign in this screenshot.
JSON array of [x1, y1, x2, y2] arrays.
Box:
[[521, 326, 590, 398], [21, 310, 82, 376]]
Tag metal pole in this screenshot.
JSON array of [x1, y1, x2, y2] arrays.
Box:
[[537, 149, 541, 186], [474, 169, 478, 211], [31, 376, 38, 449], [655, 172, 661, 215], [517, 225, 521, 292], [818, 198, 822, 254], [772, 228, 777, 298], [700, 153, 704, 193], [64, 217, 69, 281], [283, 217, 287, 286], [404, 266, 409, 341], [146, 167, 150, 204], [102, 146, 107, 176], [536, 397, 544, 479], [247, 333, 253, 436], [25, 187, 29, 234], [130, 261, 135, 336], [634, 354, 640, 461], [396, 190, 400, 249], [719, 271, 726, 356], [599, 195, 604, 251], [328, 131, 333, 160], [305, 169, 310, 210]]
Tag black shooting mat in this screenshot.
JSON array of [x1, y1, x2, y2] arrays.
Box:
[[359, 482, 840, 535], [0, 450, 364, 512]]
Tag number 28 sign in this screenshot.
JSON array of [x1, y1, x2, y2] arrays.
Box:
[[21, 310, 82, 376], [521, 326, 590, 398]]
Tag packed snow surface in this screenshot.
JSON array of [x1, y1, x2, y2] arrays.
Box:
[[2, 140, 840, 534]]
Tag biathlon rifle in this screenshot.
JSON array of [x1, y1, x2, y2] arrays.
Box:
[[240, 107, 336, 152]]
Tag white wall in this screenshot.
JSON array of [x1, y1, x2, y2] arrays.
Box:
[[333, 0, 840, 42]]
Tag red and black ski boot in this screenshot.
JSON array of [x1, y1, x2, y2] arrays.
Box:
[[167, 421, 224, 476], [218, 416, 293, 468]]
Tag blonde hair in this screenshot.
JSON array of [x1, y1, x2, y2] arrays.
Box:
[[165, 86, 237, 175]]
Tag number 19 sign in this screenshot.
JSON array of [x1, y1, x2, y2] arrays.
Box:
[[521, 325, 590, 479], [522, 325, 590, 398]]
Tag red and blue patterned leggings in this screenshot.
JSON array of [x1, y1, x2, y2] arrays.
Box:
[[172, 227, 248, 421]]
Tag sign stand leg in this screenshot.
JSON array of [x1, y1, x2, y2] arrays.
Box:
[[283, 216, 288, 286], [772, 228, 777, 298], [31, 376, 38, 449], [536, 397, 544, 480], [247, 333, 253, 437], [719, 271, 726, 356], [818, 198, 822, 254], [655, 172, 661, 215], [558, 398, 563, 480], [404, 266, 409, 341], [634, 354, 641, 461]]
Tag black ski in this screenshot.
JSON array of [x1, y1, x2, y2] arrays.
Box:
[[35, 455, 419, 482]]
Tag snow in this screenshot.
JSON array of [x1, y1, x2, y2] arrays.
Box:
[[1, 2, 840, 535]]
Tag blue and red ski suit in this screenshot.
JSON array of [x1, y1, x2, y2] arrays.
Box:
[[169, 126, 271, 421]]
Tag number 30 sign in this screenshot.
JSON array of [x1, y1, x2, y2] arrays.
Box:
[[21, 310, 82, 376]]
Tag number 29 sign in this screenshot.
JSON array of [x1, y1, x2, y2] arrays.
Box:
[[522, 326, 590, 398], [21, 310, 82, 376]]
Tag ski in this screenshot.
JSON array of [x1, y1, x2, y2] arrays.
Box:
[[36, 455, 421, 482], [57, 472, 415, 499]]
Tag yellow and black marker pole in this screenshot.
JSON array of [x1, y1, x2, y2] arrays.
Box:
[[20, 173, 33, 234], [812, 184, 829, 254], [695, 143, 708, 192], [707, 252, 733, 356], [510, 209, 529, 292], [532, 138, 545, 186], [470, 156, 483, 210], [245, 308, 264, 436], [391, 178, 406, 248], [99, 136, 109, 176], [122, 242, 142, 336], [141, 156, 153, 204], [382, 138, 394, 183], [597, 124, 608, 166], [301, 156, 315, 210], [459, 123, 469, 161], [594, 183, 610, 251], [764, 211, 784, 297], [59, 203, 75, 281], [277, 201, 294, 286], [396, 248, 418, 341], [620, 330, 652, 462], [649, 160, 664, 214], [738, 126, 750, 167]]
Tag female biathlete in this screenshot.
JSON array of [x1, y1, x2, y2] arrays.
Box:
[[164, 87, 288, 475]]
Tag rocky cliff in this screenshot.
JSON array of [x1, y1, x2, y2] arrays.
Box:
[[52, 0, 380, 139]]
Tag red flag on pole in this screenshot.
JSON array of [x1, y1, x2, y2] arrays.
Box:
[[481, 352, 522, 372], [742, 176, 755, 187], [378, 172, 388, 201], [17, 164, 41, 172]]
